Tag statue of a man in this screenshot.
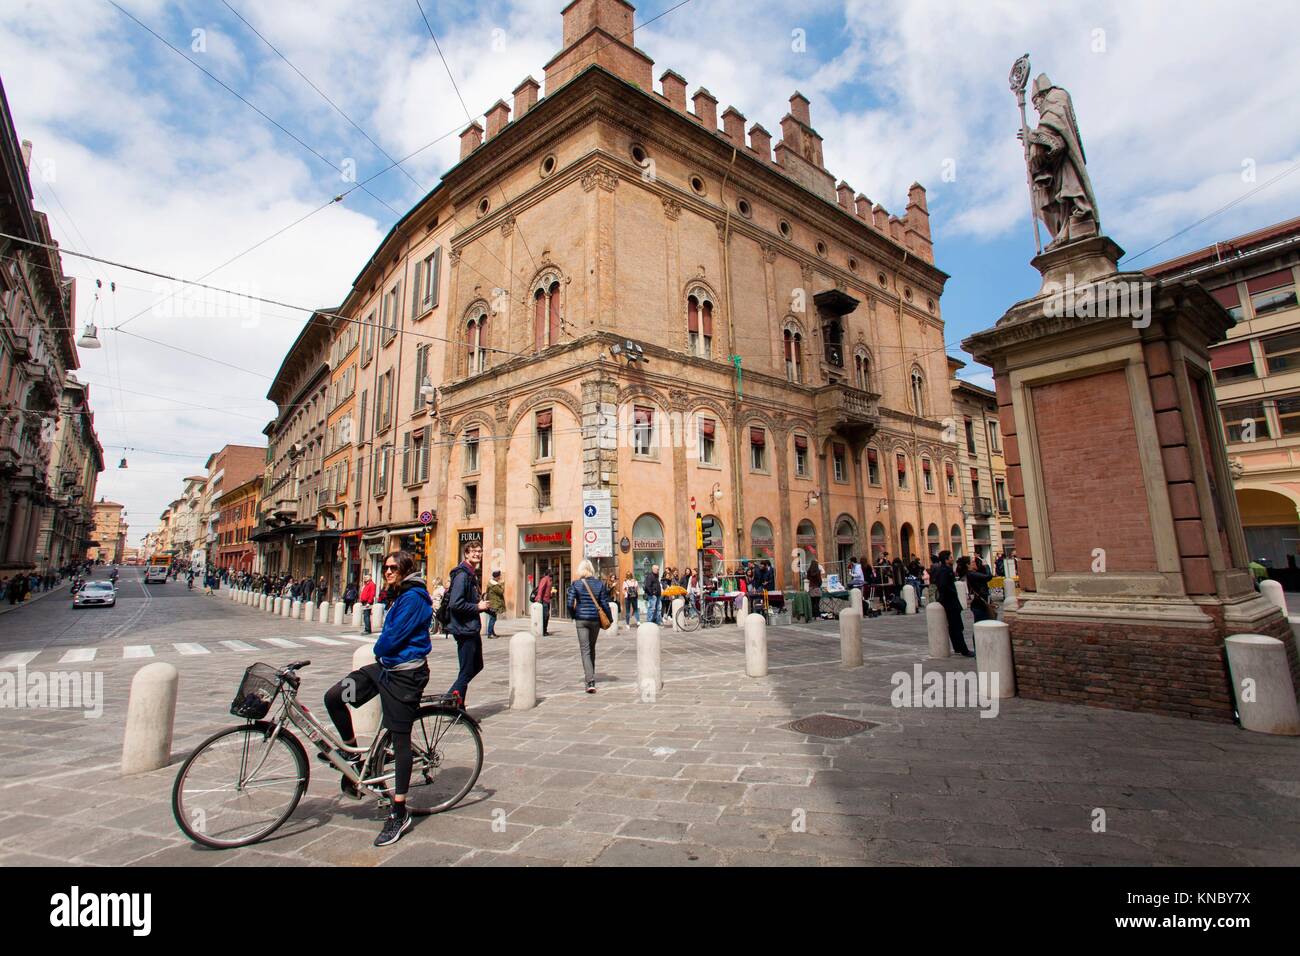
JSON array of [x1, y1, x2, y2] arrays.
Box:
[[1019, 74, 1101, 249]]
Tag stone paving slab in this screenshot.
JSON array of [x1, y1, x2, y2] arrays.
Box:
[[1, 599, 1298, 866]]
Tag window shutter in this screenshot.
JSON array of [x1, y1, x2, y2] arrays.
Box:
[[945, 461, 954, 477], [833, 442, 845, 459], [429, 248, 440, 308], [970, 468, 979, 483], [1209, 341, 1253, 369], [750, 427, 765, 447], [534, 291, 546, 351], [897, 453, 906, 472], [421, 425, 431, 480], [1247, 270, 1294, 295], [536, 409, 553, 429], [702, 418, 716, 439], [1210, 286, 1241, 309], [922, 458, 931, 472], [702, 301, 713, 337], [402, 433, 411, 485], [633, 406, 651, 426], [548, 282, 560, 346], [794, 434, 807, 451], [688, 297, 699, 333], [411, 259, 422, 318], [867, 447, 878, 465]]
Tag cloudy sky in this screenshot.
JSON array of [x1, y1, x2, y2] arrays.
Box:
[[2, 0, 1297, 545]]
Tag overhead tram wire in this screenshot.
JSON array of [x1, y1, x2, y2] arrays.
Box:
[[220, 0, 426, 194]]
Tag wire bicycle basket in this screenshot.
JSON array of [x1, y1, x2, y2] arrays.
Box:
[[230, 663, 283, 719]]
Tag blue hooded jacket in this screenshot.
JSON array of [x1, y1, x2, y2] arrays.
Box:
[[373, 574, 433, 666]]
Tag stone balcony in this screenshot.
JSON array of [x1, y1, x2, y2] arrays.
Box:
[[813, 382, 880, 442]]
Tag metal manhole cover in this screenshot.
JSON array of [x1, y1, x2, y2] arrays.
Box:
[[784, 714, 876, 738]]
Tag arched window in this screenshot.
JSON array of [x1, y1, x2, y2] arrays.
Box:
[[750, 517, 775, 562], [464, 306, 488, 375], [794, 519, 817, 585], [687, 288, 714, 358], [835, 516, 857, 576], [533, 273, 561, 352], [910, 367, 926, 416], [870, 522, 886, 563], [899, 522, 914, 561], [783, 324, 803, 383], [854, 348, 871, 391], [950, 523, 964, 558], [927, 523, 940, 559]]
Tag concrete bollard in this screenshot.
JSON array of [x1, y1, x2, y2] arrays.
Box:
[[121, 662, 179, 775], [735, 595, 748, 631], [281, 598, 291, 618], [318, 601, 329, 623], [745, 613, 768, 677], [1225, 634, 1300, 736], [637, 622, 662, 700], [671, 597, 685, 632], [1002, 575, 1018, 612], [479, 611, 489, 635], [850, 587, 863, 615], [955, 580, 969, 613], [509, 631, 537, 710], [1260, 580, 1286, 617], [351, 602, 362, 627], [373, 603, 385, 631], [926, 601, 951, 659], [349, 643, 381, 742], [902, 584, 917, 615], [838, 607, 863, 667], [530, 602, 544, 637], [333, 602, 344, 626], [974, 620, 1016, 698], [273, 596, 282, 615]]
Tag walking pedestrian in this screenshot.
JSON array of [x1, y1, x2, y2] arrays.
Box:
[[806, 557, 823, 620], [445, 538, 488, 708], [534, 567, 553, 636], [343, 580, 358, 616], [484, 569, 504, 638], [322, 550, 431, 848], [643, 564, 662, 624], [622, 571, 640, 625], [359, 571, 376, 633], [567, 559, 612, 693]]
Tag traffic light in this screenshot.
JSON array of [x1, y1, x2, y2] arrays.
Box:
[[700, 515, 716, 548], [695, 513, 704, 550]]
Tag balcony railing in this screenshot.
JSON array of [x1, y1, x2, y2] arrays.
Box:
[[972, 496, 994, 517], [813, 382, 880, 439]]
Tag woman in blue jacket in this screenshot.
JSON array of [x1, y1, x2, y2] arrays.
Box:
[[567, 559, 612, 694], [324, 550, 432, 848]]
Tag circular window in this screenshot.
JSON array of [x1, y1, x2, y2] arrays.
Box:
[[779, 220, 792, 239], [736, 198, 752, 218], [816, 241, 827, 257], [540, 155, 556, 178], [476, 197, 490, 217], [690, 174, 706, 196], [904, 287, 913, 302], [630, 143, 648, 165], [848, 257, 859, 272], [877, 271, 887, 286]]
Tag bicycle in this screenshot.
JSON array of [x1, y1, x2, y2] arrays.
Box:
[[171, 659, 483, 849], [674, 597, 726, 632]]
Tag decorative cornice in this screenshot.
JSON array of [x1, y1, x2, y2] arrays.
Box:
[[581, 166, 619, 193]]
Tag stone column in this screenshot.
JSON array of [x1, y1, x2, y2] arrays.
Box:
[[963, 235, 1298, 721]]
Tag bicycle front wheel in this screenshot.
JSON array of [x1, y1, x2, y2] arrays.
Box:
[[375, 706, 483, 815], [675, 605, 700, 632], [171, 723, 308, 849], [703, 601, 725, 627]]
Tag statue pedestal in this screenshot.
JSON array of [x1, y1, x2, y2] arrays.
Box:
[[964, 237, 1300, 722]]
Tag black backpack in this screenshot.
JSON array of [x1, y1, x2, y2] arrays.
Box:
[[435, 568, 459, 629]]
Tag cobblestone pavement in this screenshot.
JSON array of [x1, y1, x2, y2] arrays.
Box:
[[0, 575, 1297, 866]]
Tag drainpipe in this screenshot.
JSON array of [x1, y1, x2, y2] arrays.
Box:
[[721, 147, 744, 557]]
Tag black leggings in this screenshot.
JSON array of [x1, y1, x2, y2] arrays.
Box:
[[324, 665, 426, 797]]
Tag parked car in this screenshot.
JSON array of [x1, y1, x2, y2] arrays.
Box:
[[73, 581, 117, 609]]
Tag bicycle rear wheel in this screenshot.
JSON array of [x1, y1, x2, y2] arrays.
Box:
[[703, 601, 725, 627], [375, 706, 483, 815], [675, 604, 700, 632], [172, 723, 308, 848]]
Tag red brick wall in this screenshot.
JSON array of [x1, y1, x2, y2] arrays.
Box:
[[995, 373, 1035, 591], [1032, 370, 1156, 571], [1008, 608, 1295, 722]]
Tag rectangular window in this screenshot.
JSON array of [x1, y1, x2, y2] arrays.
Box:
[[1222, 401, 1271, 442], [970, 468, 981, 500], [794, 434, 808, 477], [415, 426, 429, 483], [373, 445, 390, 497], [1263, 330, 1300, 374], [964, 417, 976, 455], [1211, 339, 1258, 385], [945, 461, 955, 495], [1211, 285, 1244, 322], [401, 431, 412, 485], [867, 447, 880, 485], [465, 428, 480, 473], [464, 483, 478, 517], [1276, 396, 1300, 436], [382, 283, 401, 343], [922, 458, 934, 492], [537, 472, 552, 510], [832, 443, 846, 482], [361, 311, 376, 365], [700, 418, 717, 465], [987, 421, 1001, 453], [1250, 275, 1297, 318], [633, 406, 654, 456], [995, 478, 1009, 513], [412, 344, 431, 410], [357, 390, 367, 443], [412, 247, 440, 317], [381, 371, 393, 431], [535, 409, 553, 460], [750, 426, 767, 471], [897, 453, 908, 489]]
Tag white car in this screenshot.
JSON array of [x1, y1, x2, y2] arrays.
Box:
[[145, 566, 167, 584], [74, 581, 117, 609]]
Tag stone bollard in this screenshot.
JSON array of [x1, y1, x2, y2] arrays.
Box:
[[671, 597, 685, 632], [850, 587, 863, 615], [1002, 575, 1018, 612], [838, 607, 863, 667], [926, 601, 951, 659], [318, 601, 329, 623], [349, 643, 381, 742], [299, 600, 310, 621], [121, 662, 179, 775], [1260, 580, 1286, 617], [1225, 634, 1300, 735], [735, 596, 748, 631], [637, 622, 662, 700], [955, 580, 969, 614], [974, 620, 1016, 699], [373, 603, 385, 630], [509, 631, 537, 710], [745, 613, 768, 677], [902, 584, 917, 615], [273, 597, 281, 615], [351, 602, 362, 627], [479, 611, 489, 635], [530, 602, 544, 637], [281, 598, 291, 618], [333, 602, 344, 626]]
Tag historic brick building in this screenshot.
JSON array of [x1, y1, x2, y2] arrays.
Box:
[[949, 358, 1013, 562], [297, 0, 961, 616], [215, 475, 259, 573], [87, 498, 126, 563]]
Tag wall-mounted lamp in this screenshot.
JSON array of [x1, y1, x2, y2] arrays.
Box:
[[420, 377, 437, 412], [805, 491, 820, 509], [710, 482, 723, 503]]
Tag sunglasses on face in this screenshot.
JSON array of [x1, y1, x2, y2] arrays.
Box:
[[383, 565, 399, 573]]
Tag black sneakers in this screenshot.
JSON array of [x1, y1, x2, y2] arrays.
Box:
[[586, 680, 596, 694], [374, 807, 412, 847]]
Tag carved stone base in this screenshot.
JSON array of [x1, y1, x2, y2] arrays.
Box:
[[1005, 594, 1298, 722], [1028, 234, 1123, 295]]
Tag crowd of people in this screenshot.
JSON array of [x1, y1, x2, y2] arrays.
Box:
[[2, 561, 92, 605]]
